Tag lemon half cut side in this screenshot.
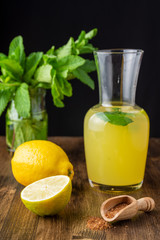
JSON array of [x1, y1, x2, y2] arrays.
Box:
[[21, 175, 72, 216]]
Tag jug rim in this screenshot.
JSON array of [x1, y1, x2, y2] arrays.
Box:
[[94, 49, 144, 54]]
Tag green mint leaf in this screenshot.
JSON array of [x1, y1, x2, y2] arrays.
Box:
[[24, 52, 43, 81], [75, 29, 98, 53], [55, 37, 75, 59], [0, 83, 11, 91], [85, 28, 98, 40], [54, 55, 85, 72], [43, 54, 56, 64], [0, 76, 4, 82], [58, 77, 72, 97], [75, 39, 87, 50], [34, 64, 52, 83], [73, 68, 95, 90], [14, 83, 30, 118], [46, 46, 55, 55], [0, 91, 12, 116], [96, 111, 133, 126], [51, 69, 64, 107], [78, 40, 87, 50], [79, 43, 97, 54], [0, 59, 23, 80], [0, 53, 7, 60], [57, 70, 68, 78], [51, 69, 58, 96], [0, 84, 15, 116], [53, 97, 64, 107], [35, 82, 51, 89], [75, 31, 86, 48], [1, 68, 8, 78], [76, 30, 86, 43], [8, 36, 25, 68], [0, 54, 7, 77], [0, 83, 20, 90], [80, 60, 96, 73]]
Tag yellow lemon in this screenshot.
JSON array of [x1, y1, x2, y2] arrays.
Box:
[[11, 140, 74, 186], [21, 175, 72, 216]]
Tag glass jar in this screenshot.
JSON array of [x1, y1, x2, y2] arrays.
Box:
[[84, 49, 149, 192], [6, 88, 48, 152]]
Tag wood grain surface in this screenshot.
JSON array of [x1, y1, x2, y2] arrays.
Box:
[[0, 136, 160, 240]]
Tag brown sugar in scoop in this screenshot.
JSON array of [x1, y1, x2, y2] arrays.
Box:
[[105, 202, 129, 219], [101, 195, 155, 222]]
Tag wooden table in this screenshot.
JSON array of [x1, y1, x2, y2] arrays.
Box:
[[0, 136, 160, 240]]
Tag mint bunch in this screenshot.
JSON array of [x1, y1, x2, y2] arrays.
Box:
[[0, 29, 97, 118]]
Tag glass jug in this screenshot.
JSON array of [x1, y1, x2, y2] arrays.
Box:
[[84, 49, 149, 192]]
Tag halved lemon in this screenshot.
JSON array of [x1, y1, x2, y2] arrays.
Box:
[[21, 175, 72, 216]]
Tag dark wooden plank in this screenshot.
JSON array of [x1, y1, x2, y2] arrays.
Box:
[[0, 136, 160, 240], [0, 137, 18, 232]]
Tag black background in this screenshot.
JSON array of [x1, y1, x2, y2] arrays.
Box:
[[0, 0, 160, 137]]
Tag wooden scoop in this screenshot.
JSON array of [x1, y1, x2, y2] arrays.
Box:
[[100, 195, 155, 222]]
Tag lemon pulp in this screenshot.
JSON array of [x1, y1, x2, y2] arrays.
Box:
[[21, 175, 72, 216]]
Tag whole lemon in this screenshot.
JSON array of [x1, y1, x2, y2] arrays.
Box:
[[11, 140, 74, 186]]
